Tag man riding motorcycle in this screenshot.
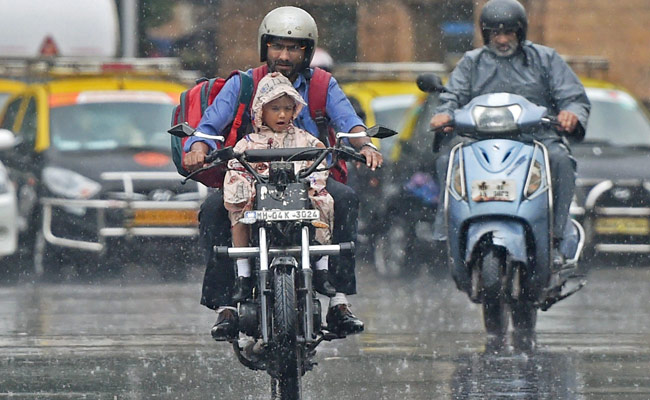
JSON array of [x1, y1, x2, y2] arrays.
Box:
[[430, 0, 590, 264], [183, 6, 382, 341]]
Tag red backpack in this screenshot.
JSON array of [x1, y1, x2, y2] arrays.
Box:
[[171, 70, 253, 188], [171, 66, 347, 187]]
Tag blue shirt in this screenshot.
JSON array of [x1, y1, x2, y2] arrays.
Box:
[[184, 68, 365, 152]]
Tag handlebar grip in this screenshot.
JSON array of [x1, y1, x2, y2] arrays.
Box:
[[205, 146, 235, 164], [338, 241, 355, 254]]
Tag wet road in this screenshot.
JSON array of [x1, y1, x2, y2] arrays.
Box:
[[0, 263, 649, 399]]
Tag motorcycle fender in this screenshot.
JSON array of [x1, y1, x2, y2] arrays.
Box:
[[465, 221, 527, 264]]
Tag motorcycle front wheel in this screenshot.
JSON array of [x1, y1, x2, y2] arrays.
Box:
[[272, 268, 302, 400]]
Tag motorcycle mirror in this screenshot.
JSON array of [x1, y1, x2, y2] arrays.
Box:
[[365, 125, 398, 139], [416, 73, 445, 93], [168, 122, 195, 138], [0, 129, 16, 150]]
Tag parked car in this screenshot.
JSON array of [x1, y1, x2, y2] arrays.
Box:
[[337, 63, 447, 267], [0, 58, 205, 279], [403, 75, 650, 265], [0, 129, 18, 261], [569, 78, 650, 260]]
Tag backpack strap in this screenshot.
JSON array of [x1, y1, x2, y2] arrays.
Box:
[[308, 67, 332, 146], [224, 71, 254, 147], [252, 65, 269, 99]]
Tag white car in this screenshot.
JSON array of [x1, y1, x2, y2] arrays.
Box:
[[0, 129, 17, 257]]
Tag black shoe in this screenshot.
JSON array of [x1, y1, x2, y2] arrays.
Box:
[[232, 276, 253, 303], [326, 304, 364, 335], [210, 308, 238, 341], [313, 270, 336, 297]]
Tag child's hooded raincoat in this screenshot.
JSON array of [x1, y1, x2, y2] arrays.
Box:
[[223, 73, 334, 244]]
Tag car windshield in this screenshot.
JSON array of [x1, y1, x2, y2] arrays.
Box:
[[584, 88, 650, 146], [371, 94, 417, 156], [0, 93, 11, 109], [50, 101, 175, 152]]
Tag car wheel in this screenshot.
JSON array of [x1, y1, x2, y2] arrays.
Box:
[[33, 232, 65, 280], [373, 220, 418, 278]]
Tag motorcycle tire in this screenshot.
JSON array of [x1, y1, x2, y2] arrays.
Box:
[[481, 248, 509, 336], [272, 268, 302, 400]]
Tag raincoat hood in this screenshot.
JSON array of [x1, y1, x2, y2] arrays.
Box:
[[252, 72, 307, 131]]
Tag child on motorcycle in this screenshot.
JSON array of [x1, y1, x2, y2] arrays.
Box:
[[223, 72, 336, 299]]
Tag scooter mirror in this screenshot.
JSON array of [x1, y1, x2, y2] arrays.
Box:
[[0, 129, 17, 150], [365, 125, 398, 139], [416, 73, 445, 93], [168, 122, 195, 138]]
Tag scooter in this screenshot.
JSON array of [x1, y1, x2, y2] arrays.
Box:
[[169, 123, 396, 399], [418, 74, 586, 341]]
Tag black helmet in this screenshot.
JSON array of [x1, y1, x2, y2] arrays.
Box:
[[480, 0, 528, 45]]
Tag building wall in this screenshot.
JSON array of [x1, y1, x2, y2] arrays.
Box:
[[540, 0, 650, 100], [159, 0, 649, 101]]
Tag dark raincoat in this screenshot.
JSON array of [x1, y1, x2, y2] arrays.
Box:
[[436, 40, 591, 142]]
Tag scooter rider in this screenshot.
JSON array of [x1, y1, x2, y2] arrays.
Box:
[[430, 0, 590, 264], [183, 6, 382, 341]]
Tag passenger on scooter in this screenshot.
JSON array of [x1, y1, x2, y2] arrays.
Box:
[[183, 6, 380, 340], [223, 72, 336, 299], [429, 0, 590, 265]]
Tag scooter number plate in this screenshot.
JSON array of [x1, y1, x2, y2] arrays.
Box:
[[245, 209, 320, 221], [471, 179, 516, 202]]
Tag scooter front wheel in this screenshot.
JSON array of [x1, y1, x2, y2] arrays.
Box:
[[480, 248, 509, 336]]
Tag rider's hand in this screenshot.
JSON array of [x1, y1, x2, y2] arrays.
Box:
[[184, 142, 210, 172], [359, 144, 383, 171], [557, 110, 579, 133], [430, 113, 454, 133]]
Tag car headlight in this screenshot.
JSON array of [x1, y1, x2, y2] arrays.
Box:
[[42, 167, 101, 199], [472, 105, 522, 133]]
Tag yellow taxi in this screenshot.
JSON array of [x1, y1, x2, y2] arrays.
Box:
[[336, 62, 446, 271], [0, 78, 26, 109], [0, 58, 203, 278]]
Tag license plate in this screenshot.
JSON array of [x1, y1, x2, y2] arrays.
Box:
[[245, 209, 320, 222], [471, 179, 516, 202], [594, 217, 650, 235], [132, 210, 198, 226]]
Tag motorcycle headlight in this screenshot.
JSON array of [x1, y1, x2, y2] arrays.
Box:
[[42, 167, 101, 199], [524, 160, 543, 198], [472, 105, 522, 133]]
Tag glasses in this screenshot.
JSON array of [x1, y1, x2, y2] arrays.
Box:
[[267, 42, 307, 53]]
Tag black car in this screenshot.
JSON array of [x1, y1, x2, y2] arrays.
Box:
[[569, 82, 650, 260]]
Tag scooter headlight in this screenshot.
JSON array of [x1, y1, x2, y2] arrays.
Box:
[[450, 160, 466, 200], [472, 105, 522, 133], [524, 160, 543, 197]]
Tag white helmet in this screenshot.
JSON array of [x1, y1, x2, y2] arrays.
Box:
[[258, 6, 318, 68]]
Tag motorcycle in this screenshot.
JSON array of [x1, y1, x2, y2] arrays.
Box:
[[418, 74, 587, 342], [169, 123, 396, 399]]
